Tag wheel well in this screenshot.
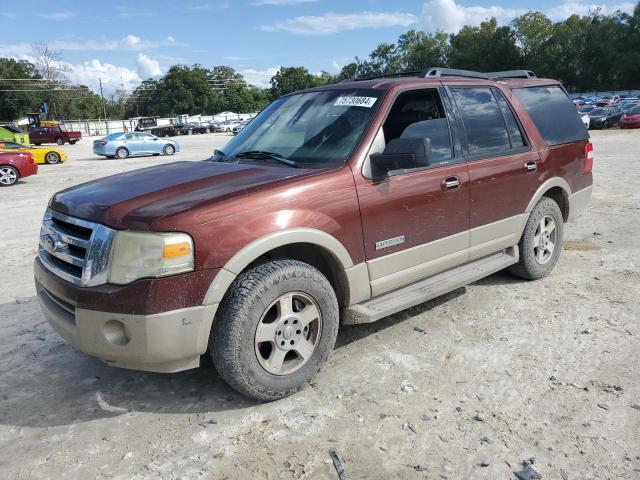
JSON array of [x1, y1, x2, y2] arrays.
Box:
[[252, 243, 348, 307], [543, 186, 569, 222]]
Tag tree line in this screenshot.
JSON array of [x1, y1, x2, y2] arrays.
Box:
[[0, 4, 638, 122]]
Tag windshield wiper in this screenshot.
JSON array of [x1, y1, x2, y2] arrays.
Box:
[[233, 150, 298, 168]]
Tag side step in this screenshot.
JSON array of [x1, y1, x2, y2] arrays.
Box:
[[343, 247, 519, 324]]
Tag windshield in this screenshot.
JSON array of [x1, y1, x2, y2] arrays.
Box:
[[589, 108, 606, 116], [216, 88, 384, 167], [628, 106, 640, 115]]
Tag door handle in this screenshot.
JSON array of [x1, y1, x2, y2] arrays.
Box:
[[524, 161, 537, 172], [442, 176, 460, 189]]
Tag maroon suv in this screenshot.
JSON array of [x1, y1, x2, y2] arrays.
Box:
[[34, 68, 593, 400]]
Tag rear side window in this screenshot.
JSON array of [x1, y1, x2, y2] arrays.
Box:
[[450, 87, 511, 155], [513, 86, 588, 145]]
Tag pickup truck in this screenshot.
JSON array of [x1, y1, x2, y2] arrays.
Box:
[[30, 124, 81, 145], [135, 117, 177, 137]]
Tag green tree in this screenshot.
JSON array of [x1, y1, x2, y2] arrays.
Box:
[[269, 67, 319, 99], [449, 18, 521, 71]]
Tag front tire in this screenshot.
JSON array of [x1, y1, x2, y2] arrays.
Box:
[[509, 197, 564, 280], [115, 147, 129, 159], [0, 166, 19, 186], [163, 144, 175, 155], [45, 152, 61, 164], [210, 260, 339, 401], [69, 140, 77, 145]]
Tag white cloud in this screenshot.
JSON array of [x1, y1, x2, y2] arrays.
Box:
[[186, 2, 230, 11], [0, 12, 17, 19], [115, 6, 158, 18], [421, 0, 637, 33], [137, 53, 162, 79], [252, 0, 318, 5], [0, 36, 186, 54], [546, 1, 635, 20], [262, 11, 418, 35], [421, 0, 524, 32], [39, 11, 76, 20], [239, 67, 280, 87], [63, 59, 142, 96]]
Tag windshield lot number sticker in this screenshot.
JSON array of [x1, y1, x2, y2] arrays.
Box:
[[334, 96, 377, 108]]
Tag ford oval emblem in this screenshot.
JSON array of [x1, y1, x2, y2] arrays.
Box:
[[44, 234, 65, 252]]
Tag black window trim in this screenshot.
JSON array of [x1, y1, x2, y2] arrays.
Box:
[[369, 85, 464, 178], [446, 85, 531, 163]]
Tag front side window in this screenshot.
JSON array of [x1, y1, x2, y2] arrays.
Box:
[[216, 88, 384, 168], [451, 87, 511, 155], [382, 88, 453, 167]]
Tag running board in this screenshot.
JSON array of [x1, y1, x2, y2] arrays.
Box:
[[342, 247, 519, 325]]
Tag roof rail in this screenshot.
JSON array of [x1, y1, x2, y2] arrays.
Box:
[[486, 70, 537, 80], [420, 67, 489, 79], [339, 70, 424, 83]]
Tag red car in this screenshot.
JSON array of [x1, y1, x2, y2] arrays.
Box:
[[620, 106, 640, 128], [0, 151, 37, 186]]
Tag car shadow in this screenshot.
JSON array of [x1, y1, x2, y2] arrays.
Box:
[[0, 270, 522, 429]]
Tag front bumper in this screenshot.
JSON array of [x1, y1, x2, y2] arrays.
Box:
[[35, 259, 219, 373]]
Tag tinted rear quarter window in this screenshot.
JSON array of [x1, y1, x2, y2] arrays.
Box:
[[513, 86, 588, 146]]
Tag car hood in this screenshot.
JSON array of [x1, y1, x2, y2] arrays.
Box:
[[49, 160, 315, 230]]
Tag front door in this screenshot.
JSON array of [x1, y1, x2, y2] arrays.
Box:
[[357, 88, 470, 296]]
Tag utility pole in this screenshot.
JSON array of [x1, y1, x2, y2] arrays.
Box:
[[99, 77, 107, 119], [99, 77, 108, 134]]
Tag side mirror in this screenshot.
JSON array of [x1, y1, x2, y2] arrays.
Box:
[[370, 138, 431, 177]]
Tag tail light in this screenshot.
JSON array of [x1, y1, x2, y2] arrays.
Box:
[[584, 142, 593, 173], [99, 140, 108, 146]]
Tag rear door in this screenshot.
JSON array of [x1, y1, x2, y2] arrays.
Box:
[[448, 86, 540, 260], [357, 87, 470, 296], [30, 127, 44, 144]]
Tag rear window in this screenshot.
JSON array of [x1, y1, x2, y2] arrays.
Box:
[[513, 86, 588, 146], [627, 106, 640, 114]]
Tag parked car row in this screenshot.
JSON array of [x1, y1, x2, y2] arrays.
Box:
[[574, 94, 640, 129]]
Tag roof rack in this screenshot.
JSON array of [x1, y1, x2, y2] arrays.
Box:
[[486, 70, 537, 79], [340, 67, 537, 83], [339, 70, 424, 83], [420, 67, 489, 79]]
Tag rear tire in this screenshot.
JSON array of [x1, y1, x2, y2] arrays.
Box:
[[45, 152, 61, 164], [210, 260, 339, 401], [69, 140, 77, 145], [163, 144, 175, 155], [116, 147, 129, 159], [55, 137, 64, 145], [509, 197, 564, 280], [0, 166, 19, 186]]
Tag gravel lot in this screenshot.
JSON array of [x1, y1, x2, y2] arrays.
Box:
[[0, 130, 638, 479]]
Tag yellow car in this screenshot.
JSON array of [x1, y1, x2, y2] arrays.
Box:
[[0, 141, 67, 164]]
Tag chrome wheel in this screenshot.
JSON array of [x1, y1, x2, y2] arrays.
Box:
[[163, 144, 175, 155], [116, 148, 128, 159], [45, 152, 61, 164], [533, 214, 557, 265], [254, 291, 322, 376], [0, 166, 18, 186]]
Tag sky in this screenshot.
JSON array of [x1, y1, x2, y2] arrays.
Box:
[[0, 0, 636, 96]]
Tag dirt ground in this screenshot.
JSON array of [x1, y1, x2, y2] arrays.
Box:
[[0, 130, 638, 480]]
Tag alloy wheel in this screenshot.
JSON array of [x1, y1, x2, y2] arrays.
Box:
[[254, 291, 322, 375], [0, 167, 18, 186], [533, 214, 557, 265]]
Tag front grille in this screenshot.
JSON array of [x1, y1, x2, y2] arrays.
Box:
[[38, 209, 116, 287]]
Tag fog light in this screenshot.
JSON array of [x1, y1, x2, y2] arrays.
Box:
[[103, 320, 130, 346]]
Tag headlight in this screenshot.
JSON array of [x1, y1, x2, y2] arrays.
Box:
[[108, 231, 194, 284]]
